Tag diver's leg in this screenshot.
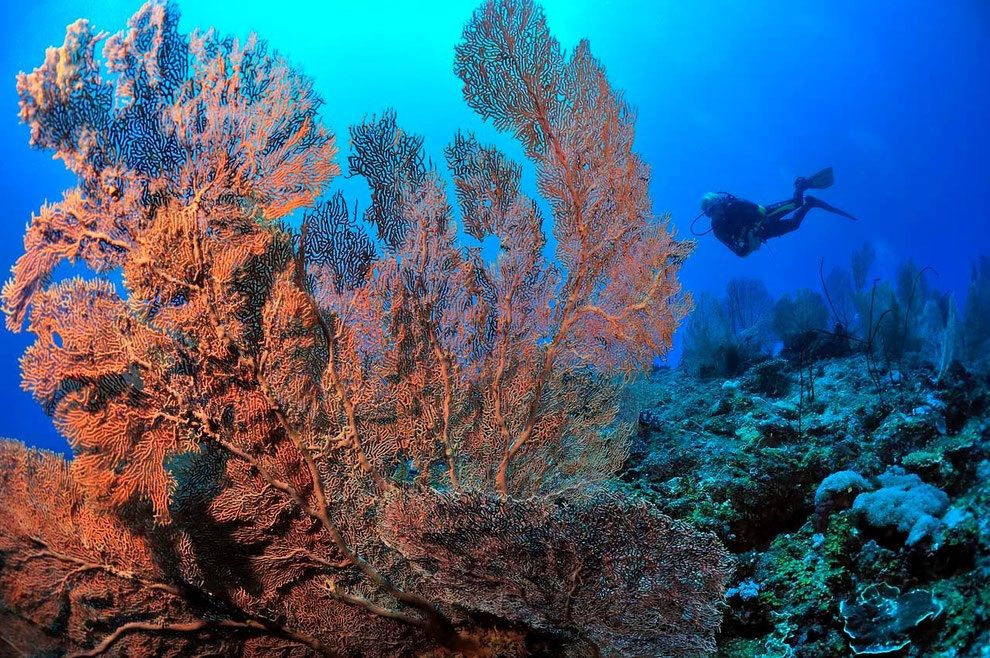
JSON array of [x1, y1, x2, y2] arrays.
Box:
[[790, 202, 817, 226], [764, 197, 856, 241], [764, 199, 800, 222], [764, 174, 817, 221], [759, 217, 801, 240], [759, 199, 819, 240]]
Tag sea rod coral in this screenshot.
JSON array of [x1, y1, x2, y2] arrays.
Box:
[[0, 1, 728, 656]]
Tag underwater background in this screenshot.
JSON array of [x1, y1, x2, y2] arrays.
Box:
[[2, 0, 988, 452], [0, 1, 988, 657]]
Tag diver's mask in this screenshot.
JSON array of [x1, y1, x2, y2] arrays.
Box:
[[692, 192, 733, 236], [700, 192, 730, 218]]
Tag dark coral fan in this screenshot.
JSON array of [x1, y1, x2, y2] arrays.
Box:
[[383, 490, 730, 657]]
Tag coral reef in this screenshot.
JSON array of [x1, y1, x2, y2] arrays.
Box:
[[2, 0, 987, 655], [0, 1, 728, 657], [962, 257, 990, 373], [839, 583, 943, 655], [681, 278, 776, 378], [627, 343, 990, 656], [852, 470, 950, 546]]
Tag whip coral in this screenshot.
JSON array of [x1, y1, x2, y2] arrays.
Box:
[[0, 1, 727, 656]]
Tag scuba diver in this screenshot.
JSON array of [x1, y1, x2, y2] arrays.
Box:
[[695, 167, 856, 257]]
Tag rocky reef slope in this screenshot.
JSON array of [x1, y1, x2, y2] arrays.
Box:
[[623, 356, 990, 657]]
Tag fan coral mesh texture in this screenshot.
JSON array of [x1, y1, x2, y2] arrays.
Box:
[[0, 0, 724, 656], [383, 490, 731, 657]]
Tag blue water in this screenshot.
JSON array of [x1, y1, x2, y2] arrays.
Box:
[[0, 0, 987, 452]]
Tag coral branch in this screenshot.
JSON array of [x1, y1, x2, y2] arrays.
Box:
[[68, 619, 338, 658]]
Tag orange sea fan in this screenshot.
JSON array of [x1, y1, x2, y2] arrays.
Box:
[[0, 1, 725, 656]]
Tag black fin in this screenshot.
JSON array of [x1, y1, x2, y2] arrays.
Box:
[[804, 167, 835, 190], [806, 195, 857, 220]]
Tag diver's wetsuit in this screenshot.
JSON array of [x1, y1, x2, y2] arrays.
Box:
[[710, 178, 854, 257]]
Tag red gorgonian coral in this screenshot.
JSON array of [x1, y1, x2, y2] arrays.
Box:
[[0, 1, 728, 656]]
